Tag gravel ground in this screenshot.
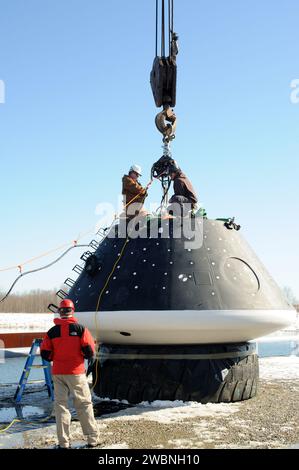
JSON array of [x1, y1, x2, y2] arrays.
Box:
[[1, 356, 299, 450], [1, 379, 297, 449]]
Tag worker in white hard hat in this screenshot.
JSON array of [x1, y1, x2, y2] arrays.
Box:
[[122, 164, 148, 217]]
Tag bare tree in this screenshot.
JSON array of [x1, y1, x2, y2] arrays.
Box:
[[283, 286, 298, 306], [0, 289, 58, 313]]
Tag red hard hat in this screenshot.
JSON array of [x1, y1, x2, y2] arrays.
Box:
[[59, 299, 75, 311]]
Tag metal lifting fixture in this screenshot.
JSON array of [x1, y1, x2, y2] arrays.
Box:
[[151, 154, 180, 210], [150, 0, 178, 147]]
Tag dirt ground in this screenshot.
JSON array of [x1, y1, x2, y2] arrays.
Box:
[[9, 379, 298, 450]]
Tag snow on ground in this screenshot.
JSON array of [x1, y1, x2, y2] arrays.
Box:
[[285, 314, 299, 331], [259, 356, 299, 381], [102, 400, 240, 425], [257, 314, 299, 341], [101, 443, 130, 449], [0, 313, 54, 332]]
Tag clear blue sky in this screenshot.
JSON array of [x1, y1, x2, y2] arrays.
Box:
[[0, 0, 298, 299]]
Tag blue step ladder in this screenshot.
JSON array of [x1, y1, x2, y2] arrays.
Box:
[[14, 338, 54, 403]]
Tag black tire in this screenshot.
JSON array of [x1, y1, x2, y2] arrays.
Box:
[[94, 343, 259, 404]]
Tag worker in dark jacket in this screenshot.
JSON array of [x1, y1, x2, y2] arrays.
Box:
[[168, 161, 198, 215], [40, 299, 98, 449]]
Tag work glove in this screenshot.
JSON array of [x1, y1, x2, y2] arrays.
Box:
[[86, 357, 96, 377]]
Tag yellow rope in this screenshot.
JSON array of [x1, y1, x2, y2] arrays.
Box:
[[90, 179, 155, 392], [90, 236, 130, 392], [0, 414, 53, 434], [0, 419, 21, 433]]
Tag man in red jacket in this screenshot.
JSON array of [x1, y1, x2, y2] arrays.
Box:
[[40, 299, 98, 449]]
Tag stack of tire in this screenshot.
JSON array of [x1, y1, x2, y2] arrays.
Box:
[[95, 342, 259, 404]]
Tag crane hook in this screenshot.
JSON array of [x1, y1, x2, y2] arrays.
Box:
[[155, 105, 177, 143]]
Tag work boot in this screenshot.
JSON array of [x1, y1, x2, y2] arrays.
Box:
[[87, 434, 99, 448]]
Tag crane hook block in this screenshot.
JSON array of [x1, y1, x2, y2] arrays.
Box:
[[150, 56, 177, 108]]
